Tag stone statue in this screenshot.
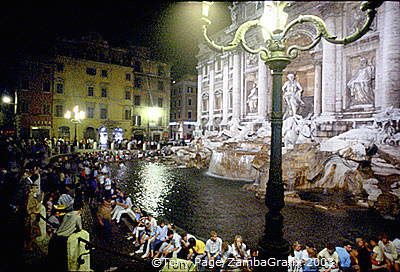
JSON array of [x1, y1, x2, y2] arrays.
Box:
[[247, 83, 258, 113], [347, 57, 375, 106], [228, 3, 238, 23], [282, 74, 305, 119]]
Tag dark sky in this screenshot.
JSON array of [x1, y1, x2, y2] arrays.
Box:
[[0, 0, 231, 82]]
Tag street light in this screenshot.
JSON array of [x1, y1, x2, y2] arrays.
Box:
[[64, 105, 85, 146], [2, 96, 12, 104], [1, 94, 18, 135], [201, 0, 383, 267]]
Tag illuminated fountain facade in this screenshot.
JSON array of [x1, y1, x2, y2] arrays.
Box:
[[166, 1, 400, 218], [195, 1, 400, 140]]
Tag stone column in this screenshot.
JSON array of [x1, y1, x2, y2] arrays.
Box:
[[321, 12, 337, 116], [258, 56, 268, 119], [378, 1, 400, 109], [222, 54, 230, 126], [208, 60, 215, 129], [232, 51, 242, 122], [313, 59, 322, 116], [196, 66, 203, 130]]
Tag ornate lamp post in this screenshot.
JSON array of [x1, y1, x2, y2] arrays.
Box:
[[64, 105, 85, 146], [201, 0, 383, 268]]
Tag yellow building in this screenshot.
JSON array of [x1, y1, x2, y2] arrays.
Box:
[[51, 34, 171, 143]]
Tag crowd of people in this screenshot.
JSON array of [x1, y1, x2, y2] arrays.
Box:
[[288, 237, 400, 272], [1, 133, 400, 272]]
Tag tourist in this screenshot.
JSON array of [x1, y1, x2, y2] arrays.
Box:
[[111, 191, 127, 222], [24, 184, 41, 251], [168, 223, 182, 258], [132, 223, 152, 255], [48, 201, 83, 271], [370, 238, 389, 271], [378, 233, 400, 271], [141, 218, 161, 259], [290, 242, 305, 272], [335, 243, 354, 272], [96, 198, 112, 241], [148, 219, 168, 258], [221, 241, 234, 266], [177, 231, 195, 259], [355, 238, 371, 272], [318, 243, 339, 272], [112, 193, 135, 223], [293, 241, 307, 262], [46, 208, 62, 236], [187, 237, 206, 263], [303, 247, 319, 272], [231, 234, 248, 260], [205, 231, 223, 264], [154, 229, 175, 259]]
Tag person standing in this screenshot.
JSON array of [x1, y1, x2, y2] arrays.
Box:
[[48, 201, 83, 271], [96, 198, 112, 242]]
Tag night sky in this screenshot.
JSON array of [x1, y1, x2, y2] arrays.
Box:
[[0, 0, 231, 84]]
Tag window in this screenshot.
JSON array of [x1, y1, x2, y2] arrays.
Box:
[[157, 117, 162, 126], [43, 81, 51, 92], [56, 83, 64, 94], [101, 70, 108, 77], [19, 102, 29, 113], [100, 108, 107, 119], [55, 105, 63, 117], [101, 87, 107, 98], [56, 63, 64, 72], [87, 107, 94, 119], [133, 61, 142, 72], [59, 126, 70, 138], [125, 91, 131, 100], [124, 109, 131, 120], [87, 86, 94, 96], [134, 95, 141, 106], [187, 87, 193, 93], [158, 80, 164, 91], [178, 100, 181, 107], [157, 65, 165, 76], [42, 104, 51, 115], [134, 77, 142, 88], [188, 98, 192, 106], [187, 111, 192, 119], [132, 115, 141, 126], [158, 98, 163, 107], [125, 73, 131, 81], [86, 68, 96, 75], [22, 79, 29, 89]]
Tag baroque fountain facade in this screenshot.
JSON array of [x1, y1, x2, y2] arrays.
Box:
[[170, 1, 400, 219]]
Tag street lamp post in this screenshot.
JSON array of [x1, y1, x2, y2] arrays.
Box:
[[1, 94, 18, 135], [201, 0, 383, 268], [64, 105, 85, 147]]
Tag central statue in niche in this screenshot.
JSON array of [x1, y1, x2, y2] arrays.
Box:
[[283, 73, 305, 119]]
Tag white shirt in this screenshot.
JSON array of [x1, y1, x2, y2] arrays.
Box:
[[232, 242, 248, 258], [205, 237, 223, 254], [104, 178, 112, 190]]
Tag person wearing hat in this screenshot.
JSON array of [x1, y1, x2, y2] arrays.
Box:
[[48, 201, 83, 271]]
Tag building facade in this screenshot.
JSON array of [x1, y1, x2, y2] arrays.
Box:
[[15, 57, 54, 138], [196, 1, 400, 138], [169, 74, 198, 140], [16, 33, 171, 142]]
